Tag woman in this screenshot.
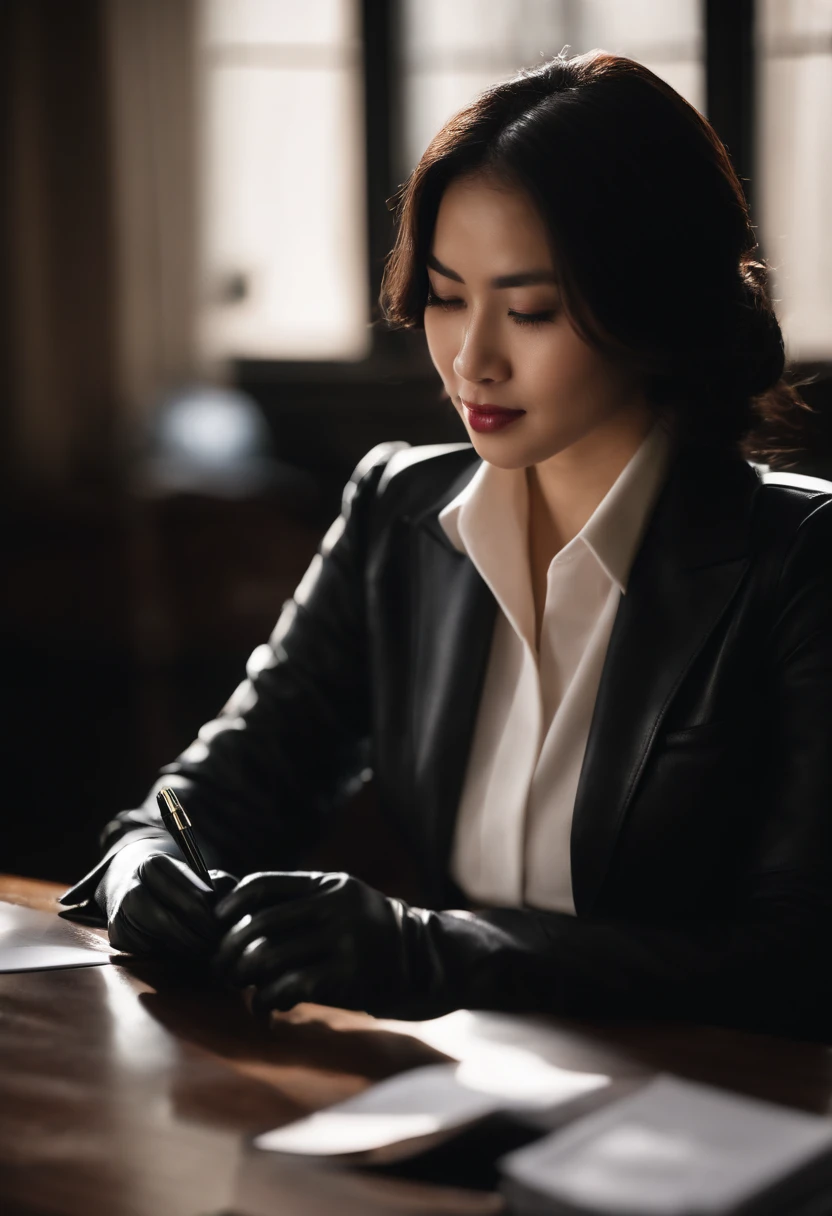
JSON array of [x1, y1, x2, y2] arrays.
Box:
[[62, 51, 832, 1040]]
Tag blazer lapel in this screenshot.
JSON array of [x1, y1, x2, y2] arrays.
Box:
[[408, 459, 497, 905], [569, 445, 761, 914]]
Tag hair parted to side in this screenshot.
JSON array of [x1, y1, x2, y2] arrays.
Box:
[[380, 50, 814, 467]]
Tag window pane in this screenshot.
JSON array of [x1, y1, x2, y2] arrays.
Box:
[[401, 0, 704, 177], [197, 0, 369, 362], [202, 0, 354, 48], [758, 0, 832, 360]]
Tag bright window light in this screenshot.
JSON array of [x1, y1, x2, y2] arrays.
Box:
[[400, 0, 704, 179], [758, 0, 832, 360], [197, 0, 370, 363]]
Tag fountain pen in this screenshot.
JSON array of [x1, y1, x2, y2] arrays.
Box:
[[156, 787, 215, 891]]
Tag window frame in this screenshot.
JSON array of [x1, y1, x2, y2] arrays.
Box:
[[233, 0, 831, 476]]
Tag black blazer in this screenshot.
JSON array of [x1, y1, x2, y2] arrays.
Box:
[[67, 437, 832, 1039]]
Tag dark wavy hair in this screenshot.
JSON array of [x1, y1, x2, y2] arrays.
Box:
[[380, 50, 814, 467]]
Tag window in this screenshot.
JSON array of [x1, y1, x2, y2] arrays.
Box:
[[197, 0, 369, 363], [400, 0, 704, 178], [197, 1, 830, 378], [758, 0, 832, 360]]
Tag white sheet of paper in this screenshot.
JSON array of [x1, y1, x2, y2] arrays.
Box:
[[0, 900, 112, 972], [254, 1048, 610, 1158], [500, 1074, 832, 1215], [378, 1009, 609, 1091], [254, 1064, 500, 1155], [0, 944, 111, 973], [376, 1008, 611, 1119]]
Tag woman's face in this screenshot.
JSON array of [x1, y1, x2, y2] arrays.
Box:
[[423, 172, 650, 470]]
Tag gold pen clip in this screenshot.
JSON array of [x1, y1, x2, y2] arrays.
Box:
[[159, 787, 192, 830]]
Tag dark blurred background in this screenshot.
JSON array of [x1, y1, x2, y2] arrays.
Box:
[[2, 0, 831, 888]]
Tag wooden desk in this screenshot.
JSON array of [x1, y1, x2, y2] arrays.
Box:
[[3, 876, 832, 1216]]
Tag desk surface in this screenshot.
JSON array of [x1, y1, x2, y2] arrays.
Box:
[[2, 875, 832, 1216]]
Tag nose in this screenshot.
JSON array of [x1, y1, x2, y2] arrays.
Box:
[[452, 307, 510, 386]]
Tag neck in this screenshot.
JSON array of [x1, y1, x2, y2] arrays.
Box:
[[526, 404, 657, 552]]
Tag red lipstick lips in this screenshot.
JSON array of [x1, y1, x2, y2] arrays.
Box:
[[462, 399, 526, 434]]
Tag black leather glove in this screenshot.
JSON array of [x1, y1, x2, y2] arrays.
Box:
[[213, 869, 549, 1020], [96, 839, 238, 957]]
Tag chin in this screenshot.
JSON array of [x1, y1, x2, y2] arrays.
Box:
[[467, 434, 537, 470]]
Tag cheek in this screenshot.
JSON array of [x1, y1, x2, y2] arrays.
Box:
[[423, 310, 442, 348], [528, 327, 613, 395], [424, 315, 456, 377]]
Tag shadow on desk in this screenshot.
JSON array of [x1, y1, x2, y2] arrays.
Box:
[[119, 951, 832, 1124], [124, 957, 454, 1119], [127, 960, 510, 1211]]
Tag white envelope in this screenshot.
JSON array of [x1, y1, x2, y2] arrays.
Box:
[[500, 1074, 832, 1215]]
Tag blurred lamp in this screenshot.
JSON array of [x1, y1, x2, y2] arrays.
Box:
[[142, 384, 316, 504], [156, 385, 272, 468]]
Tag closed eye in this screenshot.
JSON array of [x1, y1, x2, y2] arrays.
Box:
[[424, 292, 556, 328]]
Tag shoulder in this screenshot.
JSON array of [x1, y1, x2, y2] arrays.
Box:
[[753, 463, 832, 500], [750, 464, 832, 541], [376, 441, 476, 494], [746, 466, 832, 593], [345, 439, 479, 514]]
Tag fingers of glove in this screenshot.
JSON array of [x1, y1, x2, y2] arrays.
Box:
[[115, 881, 216, 957], [218, 924, 334, 989], [138, 855, 219, 942], [107, 904, 158, 956], [95, 845, 174, 920], [140, 852, 213, 898], [215, 871, 330, 924], [213, 897, 327, 975], [208, 870, 239, 902], [249, 961, 339, 1020]]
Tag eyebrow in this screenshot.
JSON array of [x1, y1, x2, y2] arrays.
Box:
[[427, 253, 557, 289]]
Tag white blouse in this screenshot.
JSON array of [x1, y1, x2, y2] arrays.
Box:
[[438, 419, 676, 914]]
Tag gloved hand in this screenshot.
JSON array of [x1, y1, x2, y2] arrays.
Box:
[[96, 839, 238, 957], [213, 870, 543, 1020]]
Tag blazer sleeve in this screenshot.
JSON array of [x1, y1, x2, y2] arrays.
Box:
[[60, 440, 410, 910], [427, 496, 832, 1041]]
